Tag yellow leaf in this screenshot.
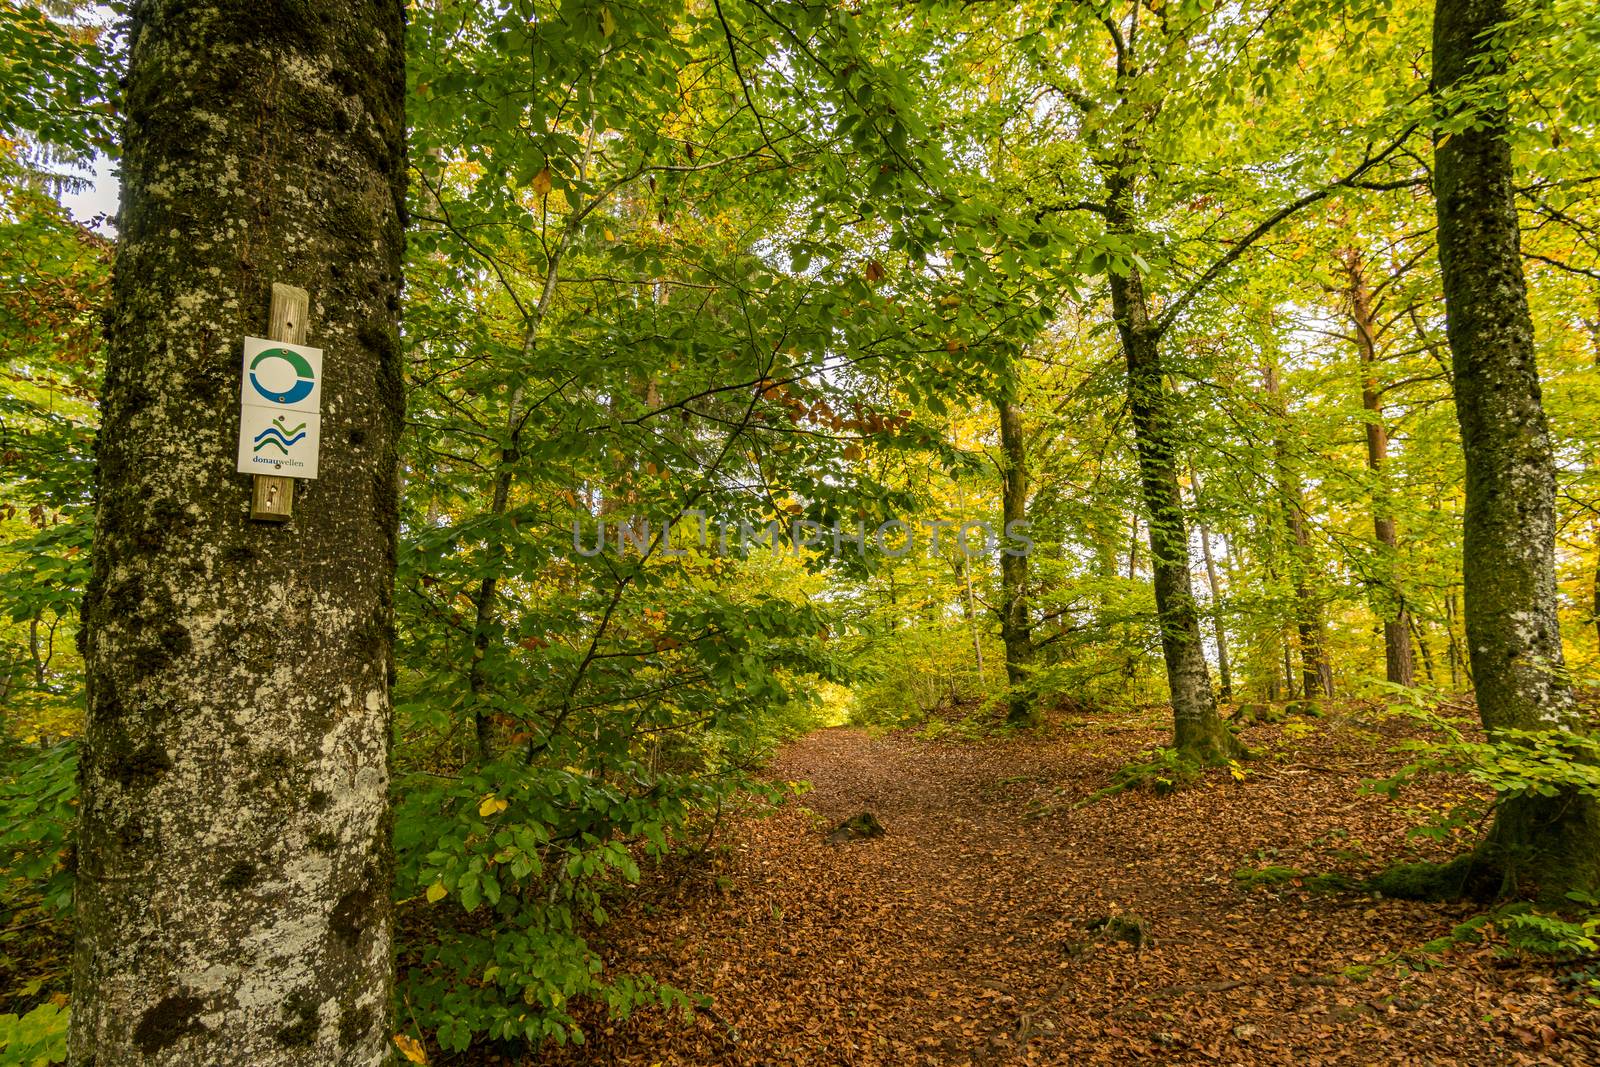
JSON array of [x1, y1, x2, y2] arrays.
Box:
[[531, 166, 552, 196], [425, 881, 447, 903], [394, 1033, 429, 1063], [601, 6, 617, 36], [478, 794, 508, 817]]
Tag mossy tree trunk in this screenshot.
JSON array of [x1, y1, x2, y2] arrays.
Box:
[[71, 0, 407, 1062], [1106, 176, 1240, 763], [1434, 0, 1600, 897]]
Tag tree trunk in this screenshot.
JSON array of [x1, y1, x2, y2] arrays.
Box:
[[1434, 0, 1598, 897], [1190, 468, 1233, 703], [72, 0, 406, 1060], [998, 386, 1035, 725], [1343, 249, 1414, 686], [1262, 357, 1333, 699], [1584, 294, 1600, 650], [1126, 512, 1140, 579], [1445, 588, 1465, 688], [1106, 181, 1239, 762], [1410, 614, 1438, 684]]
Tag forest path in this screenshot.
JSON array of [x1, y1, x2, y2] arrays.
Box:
[[541, 718, 1599, 1065]]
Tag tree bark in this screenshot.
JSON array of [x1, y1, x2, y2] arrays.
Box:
[[1445, 587, 1466, 688], [72, 0, 406, 1061], [1343, 249, 1415, 686], [1584, 294, 1600, 650], [997, 385, 1035, 725], [1262, 357, 1333, 699], [1191, 475, 1233, 703], [1434, 0, 1598, 897], [1106, 179, 1239, 762], [1410, 613, 1438, 684]]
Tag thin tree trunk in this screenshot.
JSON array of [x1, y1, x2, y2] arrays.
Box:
[[1343, 249, 1415, 685], [28, 614, 46, 689], [953, 479, 986, 687], [1262, 357, 1333, 699], [1445, 588, 1464, 688], [1584, 294, 1600, 650], [1127, 512, 1140, 579], [1410, 615, 1438, 684], [469, 115, 605, 762], [469, 251, 564, 763], [1446, 588, 1465, 687], [1106, 175, 1239, 763], [71, 0, 405, 1060], [963, 561, 985, 683], [998, 385, 1035, 724], [1434, 0, 1598, 897], [1191, 469, 1233, 703]]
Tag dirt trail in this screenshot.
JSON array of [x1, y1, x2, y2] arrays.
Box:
[[542, 719, 1600, 1065]]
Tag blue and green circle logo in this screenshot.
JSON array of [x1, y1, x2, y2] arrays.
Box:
[[249, 347, 315, 405]]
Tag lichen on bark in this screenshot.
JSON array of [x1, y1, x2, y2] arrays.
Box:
[[70, 0, 407, 1062]]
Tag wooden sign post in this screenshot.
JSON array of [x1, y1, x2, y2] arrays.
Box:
[[248, 283, 310, 522]]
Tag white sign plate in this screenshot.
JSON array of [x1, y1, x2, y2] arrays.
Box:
[[238, 336, 323, 480], [237, 405, 320, 479], [241, 336, 322, 414]]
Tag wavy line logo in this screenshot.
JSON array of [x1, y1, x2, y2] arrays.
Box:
[[253, 416, 307, 455], [248, 347, 316, 405]]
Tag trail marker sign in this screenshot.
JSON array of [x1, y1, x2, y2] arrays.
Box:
[[237, 336, 322, 479]]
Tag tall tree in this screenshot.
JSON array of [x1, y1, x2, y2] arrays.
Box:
[[1015, 0, 1413, 759], [1261, 354, 1333, 700], [1104, 195, 1238, 759], [1433, 0, 1599, 895], [1586, 292, 1600, 650], [1190, 470, 1233, 703], [997, 380, 1034, 724], [70, 0, 406, 1061], [1342, 248, 1415, 686]]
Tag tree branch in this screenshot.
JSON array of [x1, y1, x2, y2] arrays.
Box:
[[1153, 121, 1422, 338]]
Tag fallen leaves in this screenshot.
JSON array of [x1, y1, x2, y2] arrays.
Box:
[[394, 1032, 429, 1063], [522, 712, 1600, 1065]]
